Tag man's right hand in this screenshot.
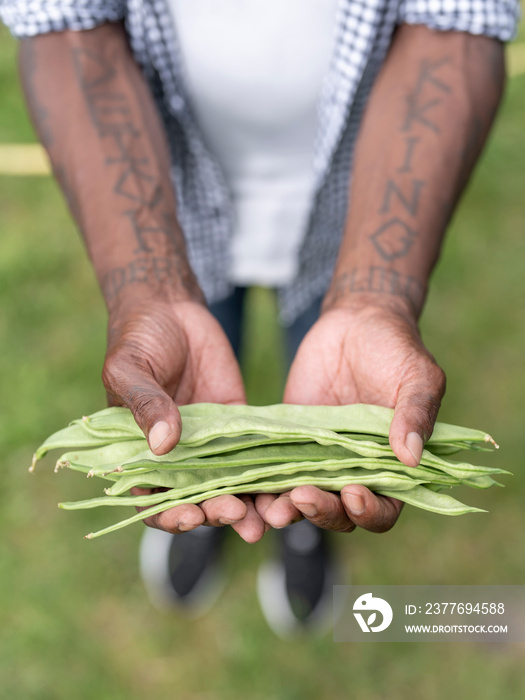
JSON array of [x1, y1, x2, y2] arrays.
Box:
[[18, 26, 267, 543], [102, 299, 266, 542]]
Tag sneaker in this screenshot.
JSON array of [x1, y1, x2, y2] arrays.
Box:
[[256, 520, 344, 638], [139, 525, 227, 617]]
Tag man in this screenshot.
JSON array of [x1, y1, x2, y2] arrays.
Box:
[[1, 0, 518, 632]]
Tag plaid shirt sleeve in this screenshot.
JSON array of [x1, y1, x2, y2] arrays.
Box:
[[0, 1, 126, 38], [398, 0, 520, 41]]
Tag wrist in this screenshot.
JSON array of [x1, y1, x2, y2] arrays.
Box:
[[322, 266, 427, 321]]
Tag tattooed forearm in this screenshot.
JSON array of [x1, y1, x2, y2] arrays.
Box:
[[18, 26, 203, 310], [328, 26, 505, 320]]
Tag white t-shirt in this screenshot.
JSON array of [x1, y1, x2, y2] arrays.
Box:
[[167, 0, 339, 286]]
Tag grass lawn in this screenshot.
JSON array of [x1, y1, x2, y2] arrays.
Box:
[[1, 24, 524, 700]]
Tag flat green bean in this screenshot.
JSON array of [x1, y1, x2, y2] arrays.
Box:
[[376, 484, 486, 515], [61, 469, 427, 511], [33, 403, 505, 539], [179, 403, 497, 448], [76, 473, 485, 539], [104, 458, 459, 497]]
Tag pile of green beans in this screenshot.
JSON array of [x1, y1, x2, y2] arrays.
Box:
[[32, 404, 508, 539]]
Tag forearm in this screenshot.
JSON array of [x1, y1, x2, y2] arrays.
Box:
[[324, 24, 505, 319], [18, 22, 203, 313]]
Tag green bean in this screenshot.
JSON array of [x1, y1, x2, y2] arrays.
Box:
[[71, 407, 143, 438], [76, 473, 486, 539], [33, 403, 506, 538], [459, 475, 504, 489], [56, 440, 149, 472], [178, 403, 497, 448], [32, 424, 143, 470], [376, 484, 487, 515], [59, 440, 345, 476], [104, 457, 459, 497], [61, 469, 427, 512], [35, 403, 498, 471], [62, 439, 507, 485], [51, 434, 323, 474]]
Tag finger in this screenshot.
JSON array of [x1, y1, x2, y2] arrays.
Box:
[[230, 496, 268, 543], [140, 502, 206, 534], [289, 485, 356, 533], [254, 492, 279, 521], [263, 492, 303, 529], [341, 485, 404, 533], [200, 494, 248, 527], [389, 361, 446, 466], [102, 348, 182, 455]]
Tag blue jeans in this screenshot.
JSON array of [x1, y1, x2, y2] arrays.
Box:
[[208, 287, 323, 366]]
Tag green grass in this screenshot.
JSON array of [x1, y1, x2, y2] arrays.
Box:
[[1, 24, 525, 700]]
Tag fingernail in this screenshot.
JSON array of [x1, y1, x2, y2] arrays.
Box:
[[149, 421, 171, 451], [405, 432, 423, 464], [219, 517, 239, 525], [178, 522, 194, 532], [295, 502, 317, 518], [345, 493, 365, 516]]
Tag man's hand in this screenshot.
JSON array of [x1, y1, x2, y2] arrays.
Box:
[[256, 25, 503, 536], [257, 302, 445, 533], [19, 25, 270, 544], [103, 299, 267, 543]]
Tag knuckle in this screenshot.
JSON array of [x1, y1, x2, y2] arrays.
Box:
[[369, 498, 402, 533], [330, 519, 356, 533], [425, 361, 446, 397], [399, 361, 447, 438], [127, 392, 161, 422], [101, 355, 122, 393]]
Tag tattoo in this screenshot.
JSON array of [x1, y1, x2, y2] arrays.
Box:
[[371, 175, 426, 262], [114, 173, 162, 206], [124, 209, 182, 254], [370, 218, 417, 262], [20, 40, 54, 148], [378, 179, 425, 218], [72, 48, 175, 242], [326, 268, 425, 312], [402, 58, 452, 134], [368, 56, 452, 262], [72, 45, 197, 302], [102, 256, 199, 303], [73, 49, 125, 133], [397, 137, 419, 173]]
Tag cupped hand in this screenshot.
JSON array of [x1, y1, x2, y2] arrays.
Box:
[[259, 302, 446, 534], [102, 299, 266, 542]]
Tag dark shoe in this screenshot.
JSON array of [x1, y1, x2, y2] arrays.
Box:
[[257, 520, 341, 637], [139, 525, 227, 617]]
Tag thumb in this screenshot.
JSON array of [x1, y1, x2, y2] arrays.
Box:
[[103, 351, 182, 456], [389, 362, 446, 467]]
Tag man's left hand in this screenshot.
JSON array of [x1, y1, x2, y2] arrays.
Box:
[[256, 302, 446, 533]]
